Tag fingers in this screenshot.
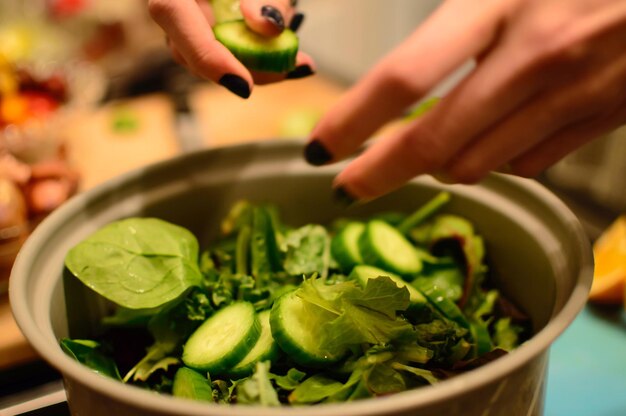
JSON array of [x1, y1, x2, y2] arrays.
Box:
[[304, 0, 509, 166], [241, 0, 296, 36], [335, 59, 626, 200], [510, 104, 626, 178], [149, 0, 253, 98]]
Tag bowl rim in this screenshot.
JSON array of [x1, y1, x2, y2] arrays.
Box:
[[9, 141, 593, 415]]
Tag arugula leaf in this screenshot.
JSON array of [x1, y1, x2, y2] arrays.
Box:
[[65, 218, 204, 309], [493, 317, 523, 351], [414, 319, 468, 364], [236, 361, 280, 406], [282, 225, 331, 279], [296, 276, 414, 352], [61, 338, 121, 380]]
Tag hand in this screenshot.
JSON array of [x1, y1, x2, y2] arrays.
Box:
[[148, 0, 313, 98], [304, 0, 626, 202]]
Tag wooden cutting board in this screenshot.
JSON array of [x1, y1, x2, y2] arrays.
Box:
[[189, 76, 346, 146]]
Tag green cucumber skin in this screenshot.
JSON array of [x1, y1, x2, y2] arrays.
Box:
[[227, 310, 280, 378], [270, 291, 343, 367], [182, 302, 261, 375], [359, 220, 423, 277], [331, 222, 365, 272], [213, 21, 298, 73]]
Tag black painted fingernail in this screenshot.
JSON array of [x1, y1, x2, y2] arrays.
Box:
[[304, 139, 332, 166], [333, 186, 358, 207], [219, 74, 250, 99], [289, 12, 304, 32], [286, 64, 314, 79], [261, 5, 285, 30]]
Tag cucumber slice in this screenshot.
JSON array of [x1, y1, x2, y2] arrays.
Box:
[[331, 222, 365, 272], [213, 20, 298, 72], [172, 367, 213, 401], [359, 220, 422, 276], [182, 302, 260, 374], [270, 290, 345, 366], [349, 265, 427, 306], [228, 310, 279, 378], [412, 280, 469, 329]]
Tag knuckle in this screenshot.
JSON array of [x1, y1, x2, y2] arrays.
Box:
[[446, 160, 487, 185], [402, 127, 448, 173], [379, 64, 427, 100]]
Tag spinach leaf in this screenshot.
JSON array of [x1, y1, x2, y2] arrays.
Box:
[[61, 338, 121, 380], [65, 218, 204, 309], [289, 371, 363, 404], [282, 225, 331, 278]]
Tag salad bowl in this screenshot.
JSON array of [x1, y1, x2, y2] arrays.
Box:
[[10, 141, 592, 416]]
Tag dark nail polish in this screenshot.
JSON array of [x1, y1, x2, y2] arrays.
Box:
[[261, 5, 285, 30], [304, 139, 332, 166], [219, 74, 250, 99], [286, 64, 314, 79], [289, 12, 304, 32], [333, 186, 358, 207]]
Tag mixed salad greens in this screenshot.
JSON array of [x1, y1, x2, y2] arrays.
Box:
[[61, 192, 530, 406]]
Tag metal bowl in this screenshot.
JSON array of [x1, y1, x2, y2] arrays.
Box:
[[10, 141, 592, 416]]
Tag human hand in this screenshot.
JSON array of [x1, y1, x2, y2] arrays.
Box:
[[304, 0, 626, 202], [148, 0, 313, 98]]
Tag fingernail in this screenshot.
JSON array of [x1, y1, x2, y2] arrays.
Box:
[[219, 74, 250, 99], [286, 64, 314, 79], [261, 5, 285, 30], [289, 13, 304, 32], [304, 139, 332, 166], [333, 185, 358, 207]]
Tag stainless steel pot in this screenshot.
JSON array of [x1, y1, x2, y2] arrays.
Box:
[[10, 141, 592, 416]]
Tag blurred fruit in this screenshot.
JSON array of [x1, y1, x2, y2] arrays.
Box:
[[1, 94, 29, 125], [589, 216, 626, 305], [22, 91, 60, 118]]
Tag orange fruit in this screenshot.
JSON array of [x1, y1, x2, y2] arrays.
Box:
[[588, 215, 626, 305]]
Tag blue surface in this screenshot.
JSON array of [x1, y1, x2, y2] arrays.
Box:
[[546, 305, 626, 416]]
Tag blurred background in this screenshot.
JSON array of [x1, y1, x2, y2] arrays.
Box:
[[0, 1, 624, 415]]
